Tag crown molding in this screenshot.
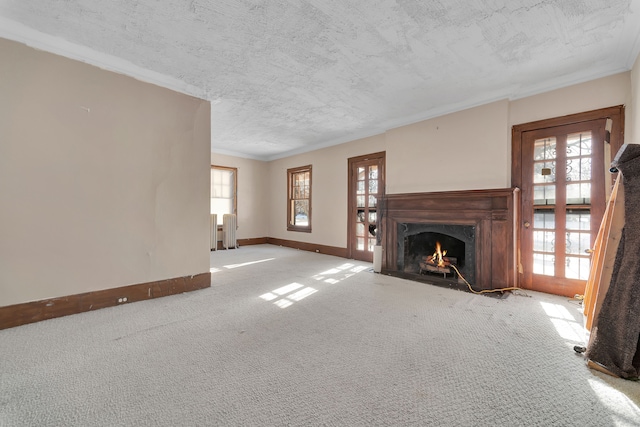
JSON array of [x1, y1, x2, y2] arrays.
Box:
[[0, 18, 206, 100]]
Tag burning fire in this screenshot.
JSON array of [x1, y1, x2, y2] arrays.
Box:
[[432, 241, 447, 267], [421, 241, 456, 277]]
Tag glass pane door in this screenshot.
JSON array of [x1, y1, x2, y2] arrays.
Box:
[[355, 164, 379, 253], [349, 153, 385, 262], [522, 122, 605, 297], [532, 132, 594, 281]]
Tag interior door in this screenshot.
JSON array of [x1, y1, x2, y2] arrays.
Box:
[[348, 152, 385, 262], [519, 121, 607, 297]]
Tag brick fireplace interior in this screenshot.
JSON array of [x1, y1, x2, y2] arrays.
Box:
[[381, 188, 518, 292]]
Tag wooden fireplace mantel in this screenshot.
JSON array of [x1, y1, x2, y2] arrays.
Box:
[[381, 188, 519, 291]]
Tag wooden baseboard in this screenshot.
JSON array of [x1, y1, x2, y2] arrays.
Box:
[[266, 237, 347, 258], [211, 236, 347, 257], [211, 237, 268, 251], [0, 272, 211, 330], [238, 237, 268, 246], [5, 238, 346, 330]]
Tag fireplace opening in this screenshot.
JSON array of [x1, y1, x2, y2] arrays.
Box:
[[398, 223, 476, 288], [405, 231, 468, 277]]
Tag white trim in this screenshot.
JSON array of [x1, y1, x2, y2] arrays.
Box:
[[211, 147, 267, 161], [264, 67, 631, 162], [0, 17, 206, 100], [2, 17, 635, 162]]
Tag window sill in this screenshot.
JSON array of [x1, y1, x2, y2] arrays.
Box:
[[287, 226, 312, 233]]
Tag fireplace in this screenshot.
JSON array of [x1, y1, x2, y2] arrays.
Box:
[[381, 188, 518, 292], [400, 223, 476, 287]]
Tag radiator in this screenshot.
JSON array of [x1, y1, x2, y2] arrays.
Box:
[[222, 214, 238, 249], [210, 214, 218, 251]]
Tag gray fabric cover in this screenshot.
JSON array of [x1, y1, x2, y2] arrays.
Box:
[[586, 143, 640, 379]]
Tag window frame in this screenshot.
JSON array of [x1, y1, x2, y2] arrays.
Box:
[[211, 165, 237, 228], [287, 165, 312, 233]]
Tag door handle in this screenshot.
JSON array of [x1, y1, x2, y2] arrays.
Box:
[[524, 221, 531, 228]]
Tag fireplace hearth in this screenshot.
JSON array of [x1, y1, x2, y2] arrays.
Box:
[[381, 188, 518, 292]]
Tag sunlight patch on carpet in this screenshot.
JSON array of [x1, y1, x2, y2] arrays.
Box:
[[288, 287, 318, 301], [587, 378, 640, 426], [312, 262, 366, 285], [540, 301, 586, 344], [259, 261, 368, 309], [224, 258, 275, 269], [260, 282, 314, 309], [272, 283, 304, 295]]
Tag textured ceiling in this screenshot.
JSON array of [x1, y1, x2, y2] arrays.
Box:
[[1, 0, 640, 160]]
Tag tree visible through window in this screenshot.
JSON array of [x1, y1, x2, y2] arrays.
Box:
[[287, 165, 311, 232], [211, 166, 237, 226]]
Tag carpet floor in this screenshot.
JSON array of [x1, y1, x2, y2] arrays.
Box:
[[1, 244, 639, 426]]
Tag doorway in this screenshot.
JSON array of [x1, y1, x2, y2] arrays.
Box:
[[348, 152, 385, 262], [512, 106, 624, 297]]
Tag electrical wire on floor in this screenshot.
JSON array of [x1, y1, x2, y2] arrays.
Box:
[[449, 264, 528, 296]]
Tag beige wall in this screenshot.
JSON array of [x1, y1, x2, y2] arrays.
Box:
[[267, 134, 386, 247], [509, 72, 631, 185], [628, 54, 640, 144], [509, 73, 631, 129], [0, 38, 211, 307], [3, 36, 636, 308], [386, 99, 510, 194], [263, 73, 631, 250], [210, 153, 269, 239], [265, 100, 511, 249]]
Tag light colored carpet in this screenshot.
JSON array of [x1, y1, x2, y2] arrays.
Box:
[[1, 244, 639, 426]]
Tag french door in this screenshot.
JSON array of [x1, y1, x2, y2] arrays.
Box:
[[348, 152, 385, 262], [513, 107, 623, 297]]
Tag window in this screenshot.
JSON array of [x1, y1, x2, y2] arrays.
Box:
[[211, 166, 237, 226], [287, 165, 312, 232]]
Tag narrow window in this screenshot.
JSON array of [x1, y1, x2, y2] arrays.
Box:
[[211, 166, 237, 226], [287, 165, 312, 232]]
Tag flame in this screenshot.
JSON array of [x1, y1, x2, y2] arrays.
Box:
[[432, 241, 447, 267]]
